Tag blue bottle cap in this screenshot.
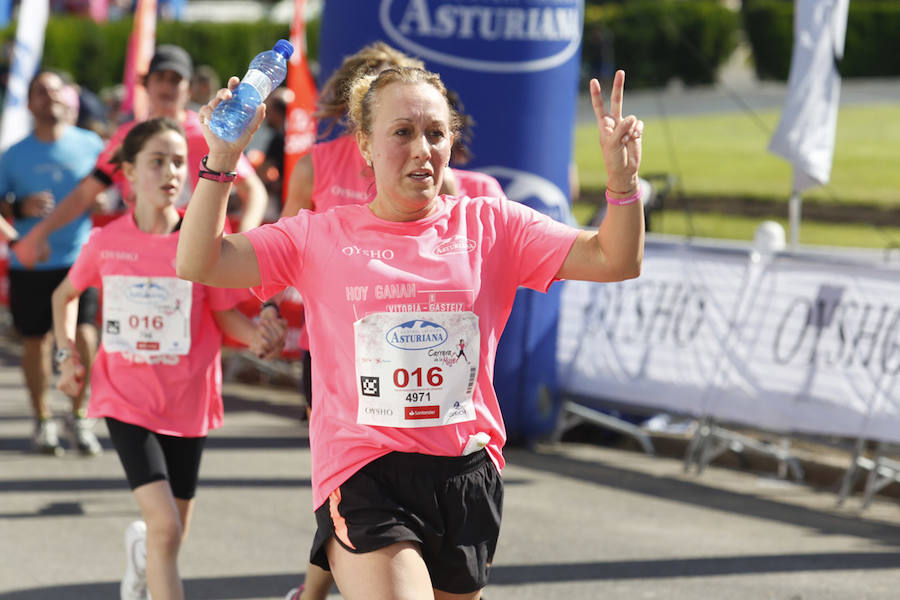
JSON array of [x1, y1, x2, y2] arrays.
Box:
[[273, 39, 294, 60]]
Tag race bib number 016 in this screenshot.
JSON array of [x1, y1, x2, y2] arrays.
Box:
[[354, 311, 479, 428], [102, 275, 193, 355]]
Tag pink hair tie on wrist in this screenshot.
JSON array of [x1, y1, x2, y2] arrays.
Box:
[[605, 188, 642, 206]]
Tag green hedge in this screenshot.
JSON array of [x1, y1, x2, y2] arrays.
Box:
[[582, 0, 740, 88], [2, 16, 319, 93], [743, 0, 900, 81], [23, 1, 900, 94]]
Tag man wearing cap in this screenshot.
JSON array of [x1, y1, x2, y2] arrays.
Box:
[[12, 44, 269, 269]]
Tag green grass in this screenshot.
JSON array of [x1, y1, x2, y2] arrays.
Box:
[[572, 102, 900, 248], [574, 104, 900, 206]]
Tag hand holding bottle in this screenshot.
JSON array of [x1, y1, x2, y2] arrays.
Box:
[[197, 76, 267, 173]]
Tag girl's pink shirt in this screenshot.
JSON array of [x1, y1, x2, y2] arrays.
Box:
[[309, 134, 374, 212], [453, 168, 506, 199], [67, 212, 242, 437], [244, 195, 579, 508]]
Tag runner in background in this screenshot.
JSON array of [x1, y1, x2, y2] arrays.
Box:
[[0, 69, 104, 456], [50, 118, 286, 600], [12, 45, 269, 270], [177, 65, 643, 600]]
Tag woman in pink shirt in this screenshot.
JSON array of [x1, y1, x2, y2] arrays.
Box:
[[50, 118, 285, 600], [178, 66, 644, 600], [274, 43, 503, 600]]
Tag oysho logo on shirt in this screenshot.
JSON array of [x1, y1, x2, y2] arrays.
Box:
[[434, 235, 477, 256], [342, 245, 395, 260], [330, 185, 370, 201], [386, 319, 448, 350], [380, 0, 582, 73]]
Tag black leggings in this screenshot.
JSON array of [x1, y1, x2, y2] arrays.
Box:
[[105, 418, 206, 500]]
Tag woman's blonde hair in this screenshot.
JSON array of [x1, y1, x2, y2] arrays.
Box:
[[316, 41, 424, 137], [347, 67, 462, 141]]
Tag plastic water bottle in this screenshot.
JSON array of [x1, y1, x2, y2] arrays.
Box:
[[209, 39, 294, 142]]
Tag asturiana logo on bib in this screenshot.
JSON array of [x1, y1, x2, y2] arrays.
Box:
[[379, 0, 582, 73], [387, 320, 448, 350], [126, 281, 168, 304], [434, 236, 477, 256]]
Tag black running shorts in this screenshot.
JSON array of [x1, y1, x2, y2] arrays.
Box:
[[9, 268, 98, 336], [310, 450, 503, 594], [105, 418, 206, 500]]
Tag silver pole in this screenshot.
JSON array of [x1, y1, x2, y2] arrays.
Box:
[[788, 190, 801, 249]]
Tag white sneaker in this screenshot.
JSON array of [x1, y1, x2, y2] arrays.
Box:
[[65, 414, 102, 456], [121, 520, 149, 600], [32, 419, 63, 456], [284, 585, 304, 600]]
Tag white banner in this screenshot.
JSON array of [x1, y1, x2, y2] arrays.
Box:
[[0, 0, 49, 151], [558, 237, 900, 443], [768, 0, 849, 193]]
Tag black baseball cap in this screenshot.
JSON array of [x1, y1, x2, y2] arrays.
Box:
[[147, 45, 193, 80]]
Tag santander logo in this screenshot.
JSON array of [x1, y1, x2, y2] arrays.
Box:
[[434, 236, 477, 256], [379, 0, 583, 73]]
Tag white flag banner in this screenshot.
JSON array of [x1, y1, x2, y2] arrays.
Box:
[[768, 0, 849, 192], [726, 254, 900, 442], [0, 0, 50, 151], [558, 239, 757, 420], [558, 237, 900, 443]]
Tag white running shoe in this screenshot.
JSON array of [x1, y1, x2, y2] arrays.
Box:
[[32, 419, 63, 456], [65, 414, 102, 456], [284, 585, 304, 600], [121, 520, 149, 600]]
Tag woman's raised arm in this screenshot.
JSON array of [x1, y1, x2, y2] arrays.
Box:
[[176, 78, 266, 288], [557, 70, 644, 283]]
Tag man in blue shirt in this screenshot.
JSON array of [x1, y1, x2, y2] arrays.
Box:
[[0, 69, 104, 455]]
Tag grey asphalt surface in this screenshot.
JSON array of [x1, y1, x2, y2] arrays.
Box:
[[3, 65, 900, 599], [3, 330, 900, 600]]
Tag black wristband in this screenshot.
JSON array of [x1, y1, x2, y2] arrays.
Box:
[[261, 301, 281, 318], [92, 167, 113, 187], [11, 199, 24, 220], [199, 155, 237, 183]]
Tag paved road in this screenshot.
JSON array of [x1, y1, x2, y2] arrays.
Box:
[[3, 334, 900, 599]]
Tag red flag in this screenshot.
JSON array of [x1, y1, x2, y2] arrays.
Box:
[[121, 0, 157, 120], [282, 0, 318, 203]]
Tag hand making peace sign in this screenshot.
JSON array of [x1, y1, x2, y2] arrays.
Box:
[[590, 70, 643, 198]]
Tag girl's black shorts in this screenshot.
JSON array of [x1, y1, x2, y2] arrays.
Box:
[[310, 449, 503, 594], [105, 417, 206, 500]]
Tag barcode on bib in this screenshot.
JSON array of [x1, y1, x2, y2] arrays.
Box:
[[466, 367, 477, 395]]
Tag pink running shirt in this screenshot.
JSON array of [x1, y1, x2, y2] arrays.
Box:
[[244, 195, 580, 509], [68, 212, 242, 437], [309, 134, 374, 212], [452, 168, 506, 199], [94, 111, 256, 205]]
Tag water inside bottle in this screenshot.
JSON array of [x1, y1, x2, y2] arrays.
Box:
[[209, 84, 263, 142]]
